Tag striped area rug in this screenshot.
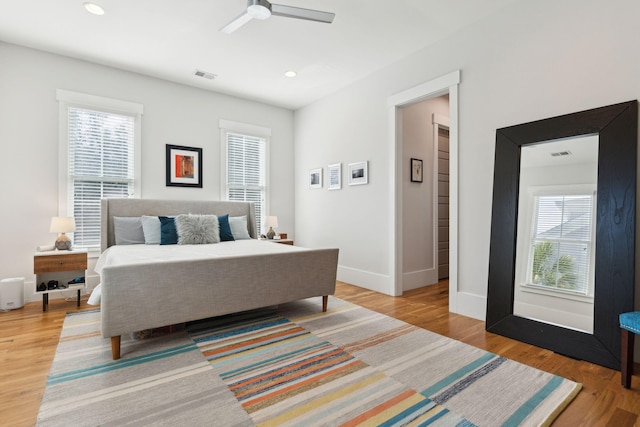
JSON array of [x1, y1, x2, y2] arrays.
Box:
[[37, 297, 581, 426]]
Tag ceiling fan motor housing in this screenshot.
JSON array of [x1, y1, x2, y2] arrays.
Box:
[[247, 0, 272, 20]]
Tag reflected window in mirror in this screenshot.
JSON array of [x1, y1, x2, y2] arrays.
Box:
[[514, 136, 598, 334], [527, 192, 595, 295]]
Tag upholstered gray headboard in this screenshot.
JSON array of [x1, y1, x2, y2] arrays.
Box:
[[100, 198, 257, 252]]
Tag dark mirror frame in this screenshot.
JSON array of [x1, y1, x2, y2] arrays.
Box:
[[486, 100, 637, 370]]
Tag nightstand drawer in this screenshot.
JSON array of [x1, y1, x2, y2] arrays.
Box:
[[34, 252, 88, 273]]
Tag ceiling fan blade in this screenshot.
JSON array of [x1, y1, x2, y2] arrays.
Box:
[[220, 11, 254, 34], [270, 4, 335, 23]]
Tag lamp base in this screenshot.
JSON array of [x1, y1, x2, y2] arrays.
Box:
[[55, 233, 72, 250], [266, 227, 275, 240]]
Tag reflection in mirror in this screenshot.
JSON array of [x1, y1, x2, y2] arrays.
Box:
[[514, 135, 598, 333]]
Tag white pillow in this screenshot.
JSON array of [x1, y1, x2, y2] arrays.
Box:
[[141, 215, 161, 244], [229, 215, 251, 239], [113, 217, 145, 245]]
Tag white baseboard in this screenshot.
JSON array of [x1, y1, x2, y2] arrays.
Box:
[[453, 291, 486, 321], [513, 301, 593, 334], [402, 268, 438, 291], [337, 265, 395, 295]]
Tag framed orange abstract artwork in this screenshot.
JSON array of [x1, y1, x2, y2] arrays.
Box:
[[166, 144, 202, 188]]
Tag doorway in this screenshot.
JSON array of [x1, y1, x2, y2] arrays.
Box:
[[388, 70, 461, 314], [399, 96, 449, 290]]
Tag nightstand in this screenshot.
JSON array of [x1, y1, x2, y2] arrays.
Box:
[[270, 239, 294, 245], [263, 239, 293, 246], [260, 238, 294, 245], [34, 250, 87, 311]]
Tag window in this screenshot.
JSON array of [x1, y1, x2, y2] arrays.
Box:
[[527, 193, 595, 295], [57, 90, 142, 252], [220, 120, 270, 235]]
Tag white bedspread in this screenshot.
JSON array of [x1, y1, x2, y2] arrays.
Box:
[[89, 240, 303, 305]]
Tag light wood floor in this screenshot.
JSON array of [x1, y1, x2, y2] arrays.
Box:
[[1, 281, 638, 426]]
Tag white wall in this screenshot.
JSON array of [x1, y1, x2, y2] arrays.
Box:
[[401, 96, 449, 291], [294, 77, 393, 293], [294, 0, 640, 323], [0, 42, 294, 302]]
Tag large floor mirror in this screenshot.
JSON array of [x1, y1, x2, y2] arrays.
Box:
[[486, 101, 637, 370]]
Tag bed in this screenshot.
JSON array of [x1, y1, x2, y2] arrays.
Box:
[[97, 198, 339, 360]]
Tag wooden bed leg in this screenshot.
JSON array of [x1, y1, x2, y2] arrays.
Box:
[[322, 295, 328, 312], [111, 336, 121, 360]]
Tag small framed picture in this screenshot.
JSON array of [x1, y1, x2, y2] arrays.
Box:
[[328, 163, 341, 190], [348, 161, 368, 186], [166, 144, 203, 188], [410, 158, 423, 183], [309, 168, 322, 188]]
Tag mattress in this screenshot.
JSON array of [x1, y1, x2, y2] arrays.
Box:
[[89, 239, 304, 305]]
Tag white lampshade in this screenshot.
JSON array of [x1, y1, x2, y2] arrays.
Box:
[[265, 216, 278, 228], [50, 216, 76, 233]]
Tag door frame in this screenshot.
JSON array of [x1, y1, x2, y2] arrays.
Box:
[[387, 70, 460, 313]]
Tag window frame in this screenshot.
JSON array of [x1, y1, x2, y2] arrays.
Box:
[[57, 90, 142, 256], [219, 119, 271, 235], [517, 184, 597, 302]]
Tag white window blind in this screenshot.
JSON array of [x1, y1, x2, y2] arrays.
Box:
[[226, 132, 267, 235], [67, 107, 136, 248], [528, 194, 594, 295], [57, 89, 142, 253]]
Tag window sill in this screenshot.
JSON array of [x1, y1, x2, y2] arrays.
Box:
[[520, 283, 594, 304]]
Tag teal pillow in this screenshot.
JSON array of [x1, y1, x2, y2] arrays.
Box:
[[159, 216, 178, 245], [218, 214, 235, 242]]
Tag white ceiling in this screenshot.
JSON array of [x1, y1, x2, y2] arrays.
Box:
[[522, 135, 599, 168], [0, 0, 519, 109]]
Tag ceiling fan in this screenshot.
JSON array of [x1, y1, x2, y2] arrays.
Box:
[[220, 0, 335, 34]]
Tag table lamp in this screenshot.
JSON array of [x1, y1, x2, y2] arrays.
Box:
[[50, 216, 76, 250], [265, 216, 278, 239]]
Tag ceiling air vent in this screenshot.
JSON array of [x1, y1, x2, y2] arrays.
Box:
[[194, 70, 217, 80], [550, 150, 572, 157]]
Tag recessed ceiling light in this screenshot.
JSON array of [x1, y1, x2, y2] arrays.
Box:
[[194, 69, 217, 80], [83, 2, 105, 16], [284, 71, 297, 78]]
